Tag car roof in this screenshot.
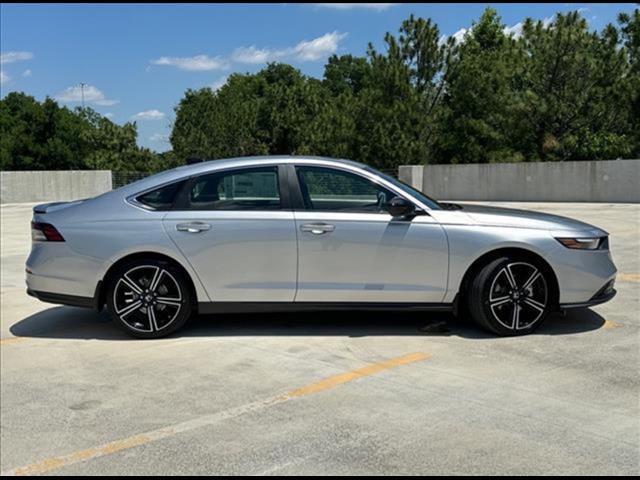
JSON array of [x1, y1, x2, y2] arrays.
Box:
[[183, 155, 365, 172], [116, 156, 370, 195]]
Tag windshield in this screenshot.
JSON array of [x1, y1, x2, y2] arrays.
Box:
[[367, 167, 442, 210]]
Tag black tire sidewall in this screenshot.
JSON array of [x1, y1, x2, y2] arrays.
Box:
[[106, 259, 192, 339]]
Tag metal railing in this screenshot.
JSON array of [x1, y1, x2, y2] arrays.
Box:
[[111, 171, 152, 188]]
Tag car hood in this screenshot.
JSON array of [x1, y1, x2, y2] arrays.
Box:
[[449, 203, 607, 234]]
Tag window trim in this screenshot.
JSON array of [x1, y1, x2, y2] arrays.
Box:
[[172, 164, 290, 212], [288, 164, 418, 215]]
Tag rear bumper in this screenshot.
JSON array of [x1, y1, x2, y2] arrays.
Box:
[[27, 288, 98, 310]]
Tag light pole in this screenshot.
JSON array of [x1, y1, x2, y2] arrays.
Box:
[[79, 82, 86, 108]]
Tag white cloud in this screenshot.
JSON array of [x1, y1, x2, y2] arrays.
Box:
[[443, 14, 556, 45], [151, 54, 228, 71], [0, 51, 33, 64], [503, 22, 524, 38], [293, 31, 347, 61], [315, 3, 395, 11], [156, 31, 347, 72], [232, 46, 276, 64], [209, 76, 229, 92], [232, 31, 347, 64], [55, 84, 119, 106], [150, 133, 169, 143], [451, 28, 468, 44], [131, 109, 165, 121], [0, 71, 9, 85], [104, 112, 114, 119], [22, 69, 32, 77]]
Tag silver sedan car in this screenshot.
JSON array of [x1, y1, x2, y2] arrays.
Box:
[[26, 156, 617, 338]]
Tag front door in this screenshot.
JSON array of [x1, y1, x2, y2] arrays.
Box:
[[292, 165, 449, 303], [163, 165, 297, 302]]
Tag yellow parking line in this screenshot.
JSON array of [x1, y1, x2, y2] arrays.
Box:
[[603, 319, 622, 329], [1, 352, 430, 476], [617, 273, 640, 282], [0, 337, 24, 346], [286, 352, 430, 398]]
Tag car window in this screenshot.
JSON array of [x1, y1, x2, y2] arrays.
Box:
[[296, 166, 396, 213], [136, 180, 186, 210], [187, 166, 281, 211], [365, 167, 442, 210]]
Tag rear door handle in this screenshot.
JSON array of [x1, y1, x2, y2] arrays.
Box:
[[176, 222, 211, 233], [300, 223, 335, 235]]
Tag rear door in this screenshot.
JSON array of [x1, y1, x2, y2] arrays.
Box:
[[163, 164, 297, 302], [291, 164, 449, 303]]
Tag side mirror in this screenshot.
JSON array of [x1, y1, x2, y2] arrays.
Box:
[[386, 196, 415, 218]]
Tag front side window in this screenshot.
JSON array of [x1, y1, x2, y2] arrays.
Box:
[[187, 166, 281, 211], [296, 166, 397, 213]]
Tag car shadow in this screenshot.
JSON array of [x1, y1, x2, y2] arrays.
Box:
[[9, 305, 606, 341]]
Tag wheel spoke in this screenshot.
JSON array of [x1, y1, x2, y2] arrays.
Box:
[[117, 300, 142, 317], [490, 296, 511, 307], [149, 268, 164, 292], [121, 275, 142, 294], [148, 306, 158, 331], [504, 266, 517, 288], [523, 269, 541, 291], [512, 304, 520, 329], [157, 297, 181, 307], [523, 297, 545, 312]]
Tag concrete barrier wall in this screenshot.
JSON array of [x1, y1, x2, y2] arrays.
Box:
[[0, 170, 113, 204], [398, 159, 640, 202]]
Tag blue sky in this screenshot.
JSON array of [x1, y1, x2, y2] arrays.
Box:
[[1, 3, 634, 152]]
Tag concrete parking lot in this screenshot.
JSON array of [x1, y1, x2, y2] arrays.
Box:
[[1, 202, 639, 475]]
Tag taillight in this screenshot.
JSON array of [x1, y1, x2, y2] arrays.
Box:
[[31, 222, 65, 242]]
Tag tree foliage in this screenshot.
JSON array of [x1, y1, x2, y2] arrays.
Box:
[[0, 93, 179, 172], [2, 7, 638, 172], [171, 8, 639, 168]]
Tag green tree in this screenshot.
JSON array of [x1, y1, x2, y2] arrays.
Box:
[[0, 92, 174, 172], [436, 8, 524, 164], [516, 11, 635, 161]]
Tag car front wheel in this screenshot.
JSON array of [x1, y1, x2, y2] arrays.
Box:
[[106, 259, 192, 338], [469, 257, 551, 336]]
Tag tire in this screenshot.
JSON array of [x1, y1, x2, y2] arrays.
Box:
[[468, 257, 550, 336], [106, 258, 193, 339]]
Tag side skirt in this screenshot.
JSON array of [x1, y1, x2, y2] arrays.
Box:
[[198, 302, 453, 315]]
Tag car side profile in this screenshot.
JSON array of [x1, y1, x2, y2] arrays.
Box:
[[26, 156, 617, 338]]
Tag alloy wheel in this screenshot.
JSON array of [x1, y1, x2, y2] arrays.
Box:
[[113, 265, 183, 333], [487, 262, 548, 331]]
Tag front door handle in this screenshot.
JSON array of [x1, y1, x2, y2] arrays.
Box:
[[300, 223, 335, 235], [176, 222, 211, 233]]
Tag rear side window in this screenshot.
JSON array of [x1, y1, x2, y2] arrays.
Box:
[[186, 166, 281, 211], [136, 180, 185, 210]]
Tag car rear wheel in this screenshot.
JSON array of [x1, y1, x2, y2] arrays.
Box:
[[106, 259, 192, 338], [468, 257, 550, 336]]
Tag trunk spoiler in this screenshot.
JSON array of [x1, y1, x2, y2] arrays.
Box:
[[33, 200, 85, 214]]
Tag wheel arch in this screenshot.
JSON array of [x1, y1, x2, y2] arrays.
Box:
[[97, 251, 200, 312], [456, 247, 560, 313]]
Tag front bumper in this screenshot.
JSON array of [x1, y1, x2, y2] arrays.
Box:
[[560, 278, 617, 309]]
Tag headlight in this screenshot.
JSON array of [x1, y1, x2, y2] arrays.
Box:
[[556, 237, 606, 250]]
